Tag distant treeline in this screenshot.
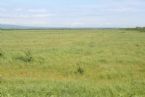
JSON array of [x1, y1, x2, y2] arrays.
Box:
[[125, 27, 145, 32], [0, 27, 145, 31]]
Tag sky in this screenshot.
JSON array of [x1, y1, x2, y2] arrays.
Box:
[[0, 0, 145, 27]]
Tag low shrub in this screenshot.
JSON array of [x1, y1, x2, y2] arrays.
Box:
[[75, 63, 84, 75], [77, 66, 84, 75], [16, 50, 33, 63], [0, 49, 4, 57]]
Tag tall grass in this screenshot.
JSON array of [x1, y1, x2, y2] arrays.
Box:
[[0, 29, 145, 97]]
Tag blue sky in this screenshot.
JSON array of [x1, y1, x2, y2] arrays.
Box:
[[0, 0, 145, 27]]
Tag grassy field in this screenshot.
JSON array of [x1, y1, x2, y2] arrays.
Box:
[[0, 29, 145, 97]]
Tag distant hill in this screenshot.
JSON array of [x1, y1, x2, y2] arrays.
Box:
[[0, 24, 75, 29], [0, 24, 134, 30], [0, 24, 34, 29]]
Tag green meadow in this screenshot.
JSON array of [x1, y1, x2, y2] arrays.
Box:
[[0, 29, 145, 97]]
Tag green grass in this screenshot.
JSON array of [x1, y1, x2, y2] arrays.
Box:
[[0, 29, 145, 97]]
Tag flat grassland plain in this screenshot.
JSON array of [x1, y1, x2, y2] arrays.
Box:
[[0, 29, 145, 97]]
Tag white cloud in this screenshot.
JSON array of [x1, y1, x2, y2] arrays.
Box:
[[15, 8, 23, 12], [0, 13, 52, 18], [0, 8, 6, 12], [17, 13, 52, 18], [27, 9, 48, 13], [0, 7, 54, 19], [0, 17, 50, 26]]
